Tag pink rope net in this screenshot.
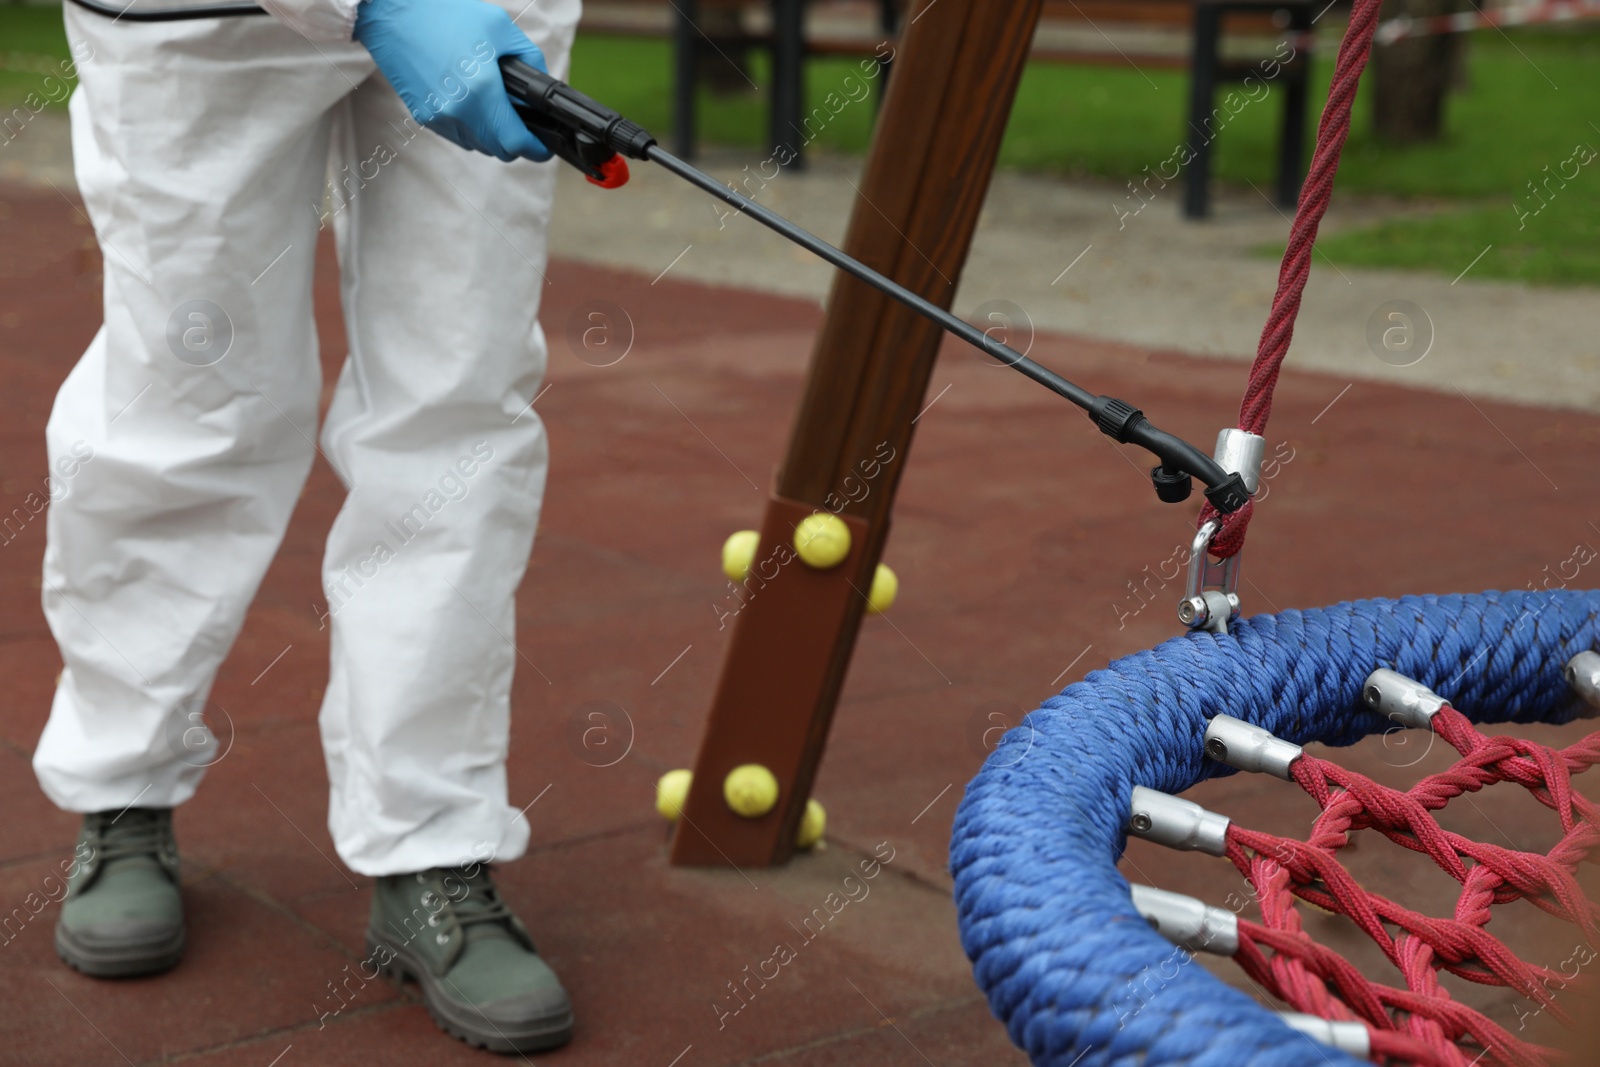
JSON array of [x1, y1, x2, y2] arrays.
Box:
[[1224, 706, 1600, 1065]]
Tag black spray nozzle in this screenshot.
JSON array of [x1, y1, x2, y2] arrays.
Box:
[[1150, 465, 1193, 504], [1085, 396, 1248, 513]]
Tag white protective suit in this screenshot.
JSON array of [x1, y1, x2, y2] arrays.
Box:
[[33, 0, 580, 876]]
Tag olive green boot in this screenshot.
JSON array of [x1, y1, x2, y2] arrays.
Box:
[[55, 808, 184, 977], [366, 865, 573, 1054]]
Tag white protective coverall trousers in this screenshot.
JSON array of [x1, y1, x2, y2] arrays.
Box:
[[33, 0, 579, 876]]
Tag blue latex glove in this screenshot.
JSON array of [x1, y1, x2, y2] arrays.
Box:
[[353, 0, 551, 162]]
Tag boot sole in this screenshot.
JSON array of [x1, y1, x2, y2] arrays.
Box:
[[55, 923, 184, 979], [365, 931, 574, 1054]]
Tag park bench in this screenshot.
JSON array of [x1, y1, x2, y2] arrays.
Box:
[[578, 0, 1315, 218]]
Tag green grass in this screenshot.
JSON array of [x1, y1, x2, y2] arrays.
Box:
[[1290, 29, 1600, 286], [1310, 195, 1600, 285], [571, 36, 886, 157], [6, 8, 1597, 283], [569, 29, 1600, 285], [0, 5, 77, 111], [567, 30, 1600, 195]]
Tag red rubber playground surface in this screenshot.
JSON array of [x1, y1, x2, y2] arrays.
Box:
[[2, 179, 1599, 1065]]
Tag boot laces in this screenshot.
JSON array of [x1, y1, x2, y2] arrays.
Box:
[[436, 866, 515, 937], [83, 808, 172, 865]]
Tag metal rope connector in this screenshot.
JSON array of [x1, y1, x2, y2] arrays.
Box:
[[1565, 651, 1600, 718], [1127, 884, 1238, 955], [1203, 716, 1303, 779], [1213, 429, 1266, 495], [1127, 786, 1230, 856], [1177, 520, 1240, 634], [1176, 430, 1261, 635], [1361, 668, 1445, 729], [1279, 1013, 1371, 1057]]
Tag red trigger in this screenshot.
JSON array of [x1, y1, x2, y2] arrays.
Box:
[[587, 155, 629, 189]]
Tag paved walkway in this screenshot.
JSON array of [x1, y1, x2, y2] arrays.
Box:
[[9, 110, 1597, 413], [549, 145, 1600, 414]]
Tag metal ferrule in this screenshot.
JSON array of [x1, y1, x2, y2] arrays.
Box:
[[1127, 786, 1230, 856], [1278, 1013, 1371, 1057], [1565, 652, 1600, 718], [1203, 716, 1303, 779], [1213, 429, 1267, 495], [1128, 883, 1238, 956], [1361, 668, 1444, 729]]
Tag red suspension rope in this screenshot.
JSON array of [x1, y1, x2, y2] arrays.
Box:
[[1197, 0, 1385, 559], [1176, 14, 1600, 1061]]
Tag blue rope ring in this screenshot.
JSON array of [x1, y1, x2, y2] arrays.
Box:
[[950, 590, 1600, 1067]]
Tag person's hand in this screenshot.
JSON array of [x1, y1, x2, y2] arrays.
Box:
[[353, 0, 552, 162]]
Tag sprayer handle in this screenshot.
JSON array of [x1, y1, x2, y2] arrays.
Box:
[[499, 58, 657, 187]]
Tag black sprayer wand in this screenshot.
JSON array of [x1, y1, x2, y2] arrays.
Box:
[[497, 58, 1247, 514], [53, 0, 1251, 514]]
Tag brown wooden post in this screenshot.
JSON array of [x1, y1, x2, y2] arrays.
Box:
[[670, 0, 1047, 867]]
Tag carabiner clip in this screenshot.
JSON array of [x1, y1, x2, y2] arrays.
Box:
[[1177, 520, 1240, 634]]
